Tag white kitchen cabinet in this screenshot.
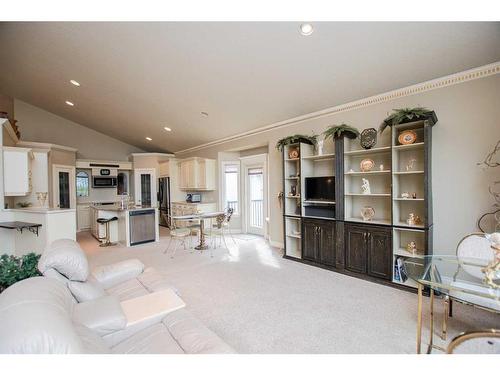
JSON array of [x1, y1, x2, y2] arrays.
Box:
[[134, 168, 157, 207], [3, 147, 33, 196], [178, 157, 216, 191], [77, 204, 91, 231]]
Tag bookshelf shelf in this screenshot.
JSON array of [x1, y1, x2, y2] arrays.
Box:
[[345, 170, 391, 176], [345, 217, 392, 226], [345, 193, 391, 197], [301, 153, 335, 161], [344, 146, 391, 156], [393, 171, 424, 175], [393, 142, 424, 150]]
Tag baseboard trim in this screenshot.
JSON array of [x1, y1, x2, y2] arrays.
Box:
[[176, 61, 500, 155], [269, 239, 284, 249]]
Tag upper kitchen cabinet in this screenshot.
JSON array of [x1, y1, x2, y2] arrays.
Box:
[[178, 157, 216, 191], [3, 146, 33, 196]]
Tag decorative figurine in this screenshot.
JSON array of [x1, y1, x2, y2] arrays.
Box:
[[361, 178, 371, 195], [406, 241, 417, 255], [361, 206, 375, 221], [360, 128, 377, 149], [406, 158, 416, 171], [290, 185, 297, 196], [412, 192, 417, 199], [348, 168, 354, 173], [407, 213, 422, 226], [379, 164, 384, 171], [401, 192, 410, 199]]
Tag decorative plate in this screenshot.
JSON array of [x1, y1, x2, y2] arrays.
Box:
[[360, 158, 375, 172], [289, 149, 299, 159], [360, 206, 375, 221], [398, 130, 417, 145], [360, 128, 377, 149]]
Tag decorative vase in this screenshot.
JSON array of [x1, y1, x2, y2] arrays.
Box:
[[316, 140, 324, 155], [361, 206, 375, 221]]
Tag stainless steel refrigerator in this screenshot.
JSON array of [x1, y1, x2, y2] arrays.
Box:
[[158, 177, 171, 227]]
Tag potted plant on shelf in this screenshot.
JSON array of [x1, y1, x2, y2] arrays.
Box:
[[0, 253, 41, 293], [275, 134, 318, 152], [379, 107, 435, 133], [323, 124, 360, 140]]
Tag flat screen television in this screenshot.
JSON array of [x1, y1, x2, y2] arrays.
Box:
[[305, 176, 335, 201]]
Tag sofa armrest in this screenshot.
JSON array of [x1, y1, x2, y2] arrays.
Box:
[[92, 259, 145, 289], [73, 295, 127, 336]]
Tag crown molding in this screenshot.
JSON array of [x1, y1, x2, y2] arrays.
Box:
[[175, 61, 500, 155]]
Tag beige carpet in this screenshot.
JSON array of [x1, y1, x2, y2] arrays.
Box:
[[78, 229, 499, 354]]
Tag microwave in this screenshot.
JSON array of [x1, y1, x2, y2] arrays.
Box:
[[93, 176, 117, 188], [92, 168, 118, 188], [186, 193, 201, 203]]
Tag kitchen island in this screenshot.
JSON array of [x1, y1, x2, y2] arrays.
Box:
[[90, 204, 159, 247]]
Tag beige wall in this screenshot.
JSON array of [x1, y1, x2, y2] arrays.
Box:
[[14, 100, 144, 160], [177, 74, 500, 253]]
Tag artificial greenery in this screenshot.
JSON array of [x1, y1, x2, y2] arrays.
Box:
[[323, 124, 359, 140], [0, 253, 41, 292], [275, 134, 318, 152], [379, 107, 432, 133]]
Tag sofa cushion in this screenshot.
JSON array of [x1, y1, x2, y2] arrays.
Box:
[[111, 323, 184, 354], [73, 295, 127, 336], [163, 309, 236, 354], [0, 277, 84, 354], [105, 278, 149, 301], [92, 259, 145, 289], [38, 239, 89, 281], [137, 267, 179, 295], [68, 275, 106, 302]]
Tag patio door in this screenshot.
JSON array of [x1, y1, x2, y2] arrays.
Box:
[[241, 154, 268, 237]]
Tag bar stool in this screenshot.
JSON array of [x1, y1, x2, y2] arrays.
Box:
[[97, 217, 118, 247]]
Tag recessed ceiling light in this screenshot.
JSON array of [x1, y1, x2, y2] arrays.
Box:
[[65, 101, 74, 106], [299, 23, 314, 36], [201, 111, 209, 117], [145, 137, 152, 141], [164, 127, 172, 132], [70, 80, 80, 87]]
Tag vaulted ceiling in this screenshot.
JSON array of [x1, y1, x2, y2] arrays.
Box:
[[0, 22, 499, 152]]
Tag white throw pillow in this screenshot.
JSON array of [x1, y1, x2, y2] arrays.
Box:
[[68, 276, 106, 302]]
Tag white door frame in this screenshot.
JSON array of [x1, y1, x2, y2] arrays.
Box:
[[52, 164, 76, 209], [240, 154, 268, 238], [134, 168, 157, 207]]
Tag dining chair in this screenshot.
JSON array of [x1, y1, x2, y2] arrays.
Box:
[[441, 232, 498, 339], [206, 213, 229, 257], [164, 215, 193, 258], [223, 207, 236, 244]]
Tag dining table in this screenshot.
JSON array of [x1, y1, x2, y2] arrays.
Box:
[[403, 255, 499, 354], [171, 211, 225, 250]]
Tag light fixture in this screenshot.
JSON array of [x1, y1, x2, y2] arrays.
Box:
[[201, 111, 209, 117], [70, 80, 80, 87], [145, 137, 152, 141], [299, 23, 314, 36], [65, 101, 74, 106], [164, 127, 172, 132]]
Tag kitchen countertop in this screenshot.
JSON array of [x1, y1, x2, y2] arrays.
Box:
[[90, 204, 157, 212], [172, 201, 216, 205], [4, 208, 76, 214]]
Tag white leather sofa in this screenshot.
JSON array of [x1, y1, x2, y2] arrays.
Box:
[[37, 239, 173, 303], [0, 277, 235, 354]]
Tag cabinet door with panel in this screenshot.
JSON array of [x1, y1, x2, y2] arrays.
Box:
[[367, 227, 392, 280], [318, 220, 336, 266], [345, 224, 368, 274], [302, 219, 319, 261]]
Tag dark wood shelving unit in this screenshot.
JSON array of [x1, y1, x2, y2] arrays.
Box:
[[281, 112, 437, 292]]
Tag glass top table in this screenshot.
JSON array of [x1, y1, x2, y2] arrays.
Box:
[[403, 255, 499, 353]]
